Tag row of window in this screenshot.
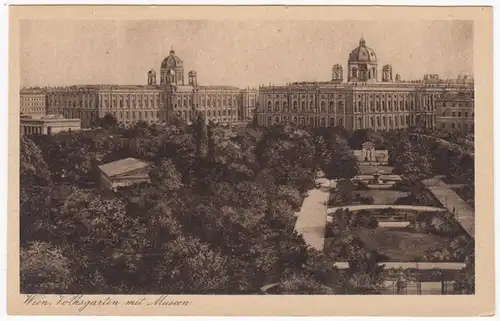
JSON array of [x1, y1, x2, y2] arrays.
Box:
[[111, 111, 161, 120], [21, 107, 45, 112], [354, 100, 434, 113], [354, 114, 435, 128], [266, 101, 345, 113], [177, 109, 240, 118], [355, 93, 439, 100], [440, 122, 475, 131], [441, 111, 474, 117], [441, 102, 473, 108], [21, 103, 45, 107], [102, 100, 161, 109], [264, 94, 344, 99], [264, 115, 345, 127]]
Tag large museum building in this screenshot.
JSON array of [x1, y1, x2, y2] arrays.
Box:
[[20, 49, 258, 128], [256, 38, 474, 132]]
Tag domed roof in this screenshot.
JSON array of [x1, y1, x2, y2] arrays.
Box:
[[332, 64, 343, 70], [188, 70, 197, 76], [161, 49, 183, 69], [148, 69, 156, 75], [382, 64, 392, 71], [348, 38, 377, 64]]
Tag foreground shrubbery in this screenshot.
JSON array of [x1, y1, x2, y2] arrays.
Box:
[[20, 121, 373, 294], [20, 122, 474, 294], [408, 211, 465, 237], [394, 189, 442, 207]]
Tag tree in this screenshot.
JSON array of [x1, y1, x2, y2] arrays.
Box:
[[20, 242, 74, 293], [51, 189, 151, 292], [20, 136, 51, 186], [456, 252, 475, 294], [154, 235, 231, 294], [101, 113, 118, 129], [272, 273, 336, 294], [392, 139, 432, 183], [192, 112, 208, 158], [323, 137, 359, 180], [149, 159, 183, 193]]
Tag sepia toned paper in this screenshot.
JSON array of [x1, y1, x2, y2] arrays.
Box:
[[8, 5, 494, 316]]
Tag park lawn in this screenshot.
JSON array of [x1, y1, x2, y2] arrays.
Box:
[[355, 227, 453, 262], [355, 190, 410, 205]]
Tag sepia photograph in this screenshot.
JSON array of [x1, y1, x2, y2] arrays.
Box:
[[7, 5, 494, 317]]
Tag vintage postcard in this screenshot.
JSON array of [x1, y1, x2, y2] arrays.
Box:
[[7, 5, 494, 317]]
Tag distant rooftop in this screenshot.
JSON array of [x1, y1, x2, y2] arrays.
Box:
[[20, 114, 69, 120], [98, 158, 150, 178]]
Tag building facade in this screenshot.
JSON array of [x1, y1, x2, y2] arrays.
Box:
[[353, 141, 389, 165], [24, 49, 258, 128], [436, 91, 475, 132], [257, 38, 474, 131], [20, 114, 81, 136], [20, 88, 47, 117]]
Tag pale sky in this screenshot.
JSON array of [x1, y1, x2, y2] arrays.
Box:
[[20, 20, 473, 88]]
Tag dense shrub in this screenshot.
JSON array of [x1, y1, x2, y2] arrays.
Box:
[[409, 211, 465, 237], [394, 190, 442, 207]]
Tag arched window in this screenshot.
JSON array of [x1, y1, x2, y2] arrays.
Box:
[[300, 117, 305, 125], [329, 117, 335, 127], [283, 101, 288, 111], [377, 117, 381, 127], [293, 101, 298, 112], [301, 101, 306, 112], [389, 117, 393, 127], [370, 102, 374, 112], [352, 67, 357, 77], [275, 101, 280, 112], [267, 101, 272, 112], [382, 101, 386, 111], [370, 117, 374, 127], [293, 116, 297, 124], [309, 101, 314, 112], [275, 116, 280, 124], [382, 116, 386, 127], [207, 110, 211, 117], [338, 101, 344, 113], [358, 117, 362, 128], [400, 101, 403, 110], [376, 102, 380, 111], [309, 117, 314, 125], [320, 117, 326, 126], [329, 101, 334, 113], [267, 116, 272, 125], [321, 101, 326, 113], [338, 118, 344, 127]]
